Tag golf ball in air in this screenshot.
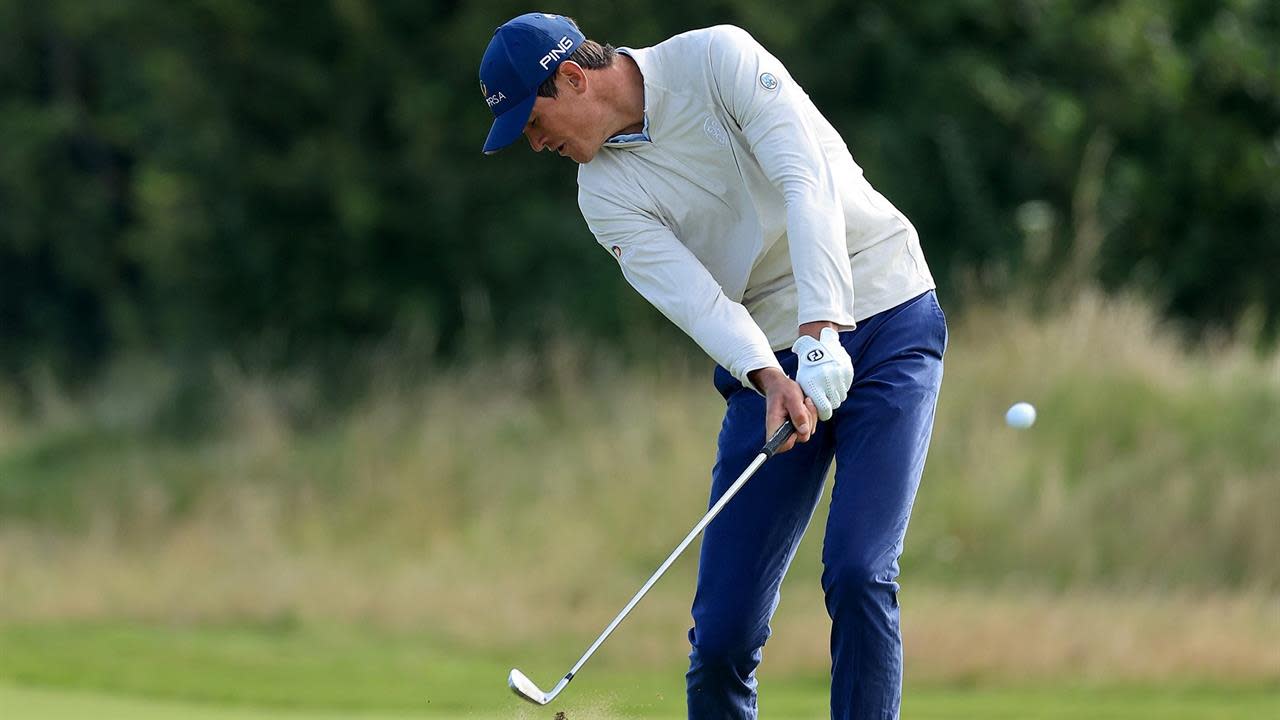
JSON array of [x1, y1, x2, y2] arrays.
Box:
[[1005, 402, 1037, 429]]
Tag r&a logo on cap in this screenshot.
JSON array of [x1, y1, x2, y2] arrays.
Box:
[[481, 81, 507, 108]]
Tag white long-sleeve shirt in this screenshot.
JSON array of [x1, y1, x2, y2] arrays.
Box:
[[577, 25, 935, 387]]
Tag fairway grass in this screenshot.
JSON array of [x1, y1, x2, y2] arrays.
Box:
[[4, 678, 1279, 719], [0, 684, 427, 720], [1, 624, 1278, 719]]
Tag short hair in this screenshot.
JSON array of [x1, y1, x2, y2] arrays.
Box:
[[537, 39, 617, 98]]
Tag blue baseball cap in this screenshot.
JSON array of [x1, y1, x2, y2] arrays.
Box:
[[479, 13, 585, 155]]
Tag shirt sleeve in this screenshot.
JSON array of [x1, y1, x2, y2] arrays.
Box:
[[707, 25, 857, 329], [579, 188, 783, 390]]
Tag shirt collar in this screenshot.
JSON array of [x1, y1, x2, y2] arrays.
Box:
[[603, 47, 652, 146]]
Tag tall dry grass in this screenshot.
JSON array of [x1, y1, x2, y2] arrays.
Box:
[[1, 290, 1278, 681]]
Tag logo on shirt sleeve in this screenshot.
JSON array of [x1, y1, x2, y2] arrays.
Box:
[[759, 72, 779, 91], [611, 245, 623, 260]]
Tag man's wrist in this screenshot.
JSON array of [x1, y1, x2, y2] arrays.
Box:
[[799, 320, 842, 339], [747, 366, 787, 394]]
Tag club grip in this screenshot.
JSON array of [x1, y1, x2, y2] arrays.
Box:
[[761, 418, 797, 458]]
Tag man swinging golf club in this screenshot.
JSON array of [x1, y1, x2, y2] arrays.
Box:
[[480, 13, 946, 719]]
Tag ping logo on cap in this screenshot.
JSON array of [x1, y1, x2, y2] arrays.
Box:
[[539, 35, 575, 69]]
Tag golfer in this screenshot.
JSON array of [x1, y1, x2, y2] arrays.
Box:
[[480, 13, 945, 720]]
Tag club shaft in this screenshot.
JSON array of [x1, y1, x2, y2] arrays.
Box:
[[565, 448, 771, 679]]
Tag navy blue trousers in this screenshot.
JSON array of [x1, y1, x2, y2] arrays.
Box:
[[686, 290, 947, 720]]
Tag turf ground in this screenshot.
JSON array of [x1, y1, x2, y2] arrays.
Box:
[[1, 624, 1276, 719], [5, 677, 1279, 719]]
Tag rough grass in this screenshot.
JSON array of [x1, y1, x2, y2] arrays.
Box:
[[1, 290, 1278, 685]]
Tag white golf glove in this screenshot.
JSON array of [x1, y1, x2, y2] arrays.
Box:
[[791, 327, 854, 421]]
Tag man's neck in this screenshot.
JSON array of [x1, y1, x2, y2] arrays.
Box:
[[604, 52, 646, 137]]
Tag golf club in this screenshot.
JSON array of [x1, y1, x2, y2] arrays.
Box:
[[508, 417, 798, 705]]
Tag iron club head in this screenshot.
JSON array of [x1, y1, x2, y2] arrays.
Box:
[[508, 668, 549, 705], [509, 668, 574, 706]]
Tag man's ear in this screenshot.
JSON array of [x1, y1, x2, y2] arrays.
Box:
[[559, 61, 587, 92]]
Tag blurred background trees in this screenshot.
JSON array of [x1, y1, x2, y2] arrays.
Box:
[[2, 0, 1277, 384]]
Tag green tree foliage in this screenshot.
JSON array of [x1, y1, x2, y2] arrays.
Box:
[[1, 0, 1277, 380]]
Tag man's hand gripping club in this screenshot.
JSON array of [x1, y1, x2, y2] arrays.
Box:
[[792, 326, 854, 421], [748, 326, 854, 454], [747, 367, 816, 455]]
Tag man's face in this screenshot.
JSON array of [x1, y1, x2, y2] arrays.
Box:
[[523, 65, 604, 164]]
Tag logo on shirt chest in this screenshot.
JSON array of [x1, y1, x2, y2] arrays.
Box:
[[702, 115, 729, 146]]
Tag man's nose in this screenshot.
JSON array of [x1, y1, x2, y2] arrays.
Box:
[[525, 129, 546, 152]]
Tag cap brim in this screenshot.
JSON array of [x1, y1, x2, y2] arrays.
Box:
[[482, 93, 537, 155]]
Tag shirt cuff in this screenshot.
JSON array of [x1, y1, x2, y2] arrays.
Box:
[[732, 355, 785, 396]]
